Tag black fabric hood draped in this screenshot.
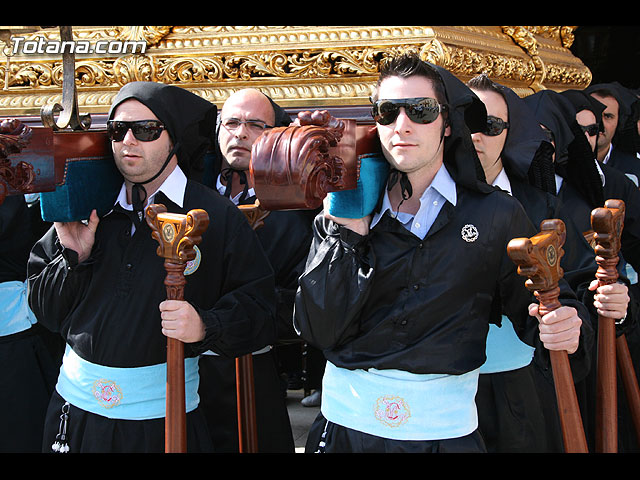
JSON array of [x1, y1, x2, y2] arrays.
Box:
[[523, 90, 576, 167], [494, 83, 549, 184], [586, 82, 633, 132], [430, 63, 493, 194], [560, 89, 606, 126], [587, 82, 640, 155], [108, 81, 218, 180], [527, 89, 605, 209]]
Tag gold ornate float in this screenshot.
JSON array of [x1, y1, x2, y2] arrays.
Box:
[[0, 26, 591, 117]]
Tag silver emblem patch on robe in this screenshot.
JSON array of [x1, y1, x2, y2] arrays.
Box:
[[461, 224, 479, 243]]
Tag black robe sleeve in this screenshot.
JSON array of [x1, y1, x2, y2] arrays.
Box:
[[294, 213, 375, 350]]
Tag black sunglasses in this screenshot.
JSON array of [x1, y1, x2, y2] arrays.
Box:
[[371, 97, 447, 126], [482, 115, 509, 136], [580, 123, 599, 137], [107, 120, 166, 142]]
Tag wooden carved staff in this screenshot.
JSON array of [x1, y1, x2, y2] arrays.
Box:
[[507, 218, 588, 453], [234, 201, 270, 453], [146, 204, 210, 453], [591, 199, 640, 450]]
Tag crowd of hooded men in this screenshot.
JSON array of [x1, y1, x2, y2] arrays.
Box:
[[1, 50, 640, 454]]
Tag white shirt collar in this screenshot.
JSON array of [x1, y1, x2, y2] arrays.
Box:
[[491, 168, 512, 195], [115, 165, 187, 211], [602, 143, 613, 164], [215, 173, 256, 205], [371, 163, 457, 230]]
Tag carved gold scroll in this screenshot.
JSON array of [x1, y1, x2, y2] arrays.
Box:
[[0, 26, 592, 118]]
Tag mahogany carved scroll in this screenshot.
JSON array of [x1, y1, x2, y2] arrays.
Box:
[[250, 110, 357, 210]]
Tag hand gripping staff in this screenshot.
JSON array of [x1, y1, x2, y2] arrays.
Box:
[[507, 219, 588, 453], [591, 199, 640, 451], [146, 204, 209, 453]]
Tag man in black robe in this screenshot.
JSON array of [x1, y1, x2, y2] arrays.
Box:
[[197, 88, 310, 453], [586, 83, 640, 187], [525, 88, 640, 452], [467, 74, 590, 453], [0, 193, 60, 452], [295, 53, 592, 453], [27, 82, 276, 453]]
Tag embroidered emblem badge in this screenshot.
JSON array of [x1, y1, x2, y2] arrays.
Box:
[[461, 224, 479, 242], [184, 246, 201, 276], [92, 379, 123, 409], [374, 395, 411, 428]]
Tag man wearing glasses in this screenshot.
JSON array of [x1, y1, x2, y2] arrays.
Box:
[[294, 53, 591, 453], [27, 82, 277, 453], [197, 88, 312, 453]]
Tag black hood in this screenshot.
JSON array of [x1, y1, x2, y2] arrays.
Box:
[[523, 90, 576, 166], [527, 89, 605, 208], [495, 83, 549, 182], [587, 82, 640, 154], [108, 81, 218, 179], [430, 63, 493, 194]]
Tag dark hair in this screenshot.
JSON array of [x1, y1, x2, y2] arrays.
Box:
[[372, 52, 447, 106], [466, 74, 502, 95], [589, 87, 618, 103]]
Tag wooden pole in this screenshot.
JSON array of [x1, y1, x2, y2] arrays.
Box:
[[591, 199, 640, 451], [146, 204, 209, 453], [234, 200, 270, 453], [507, 218, 588, 453]]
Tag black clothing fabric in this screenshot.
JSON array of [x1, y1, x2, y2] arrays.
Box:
[[29, 181, 276, 364], [295, 183, 592, 376], [607, 147, 640, 187], [0, 195, 60, 453], [43, 389, 213, 453], [27, 180, 276, 452], [476, 364, 548, 453], [528, 87, 640, 452], [0, 195, 49, 283], [305, 412, 487, 453], [197, 94, 308, 452], [198, 351, 294, 453], [0, 325, 59, 452]]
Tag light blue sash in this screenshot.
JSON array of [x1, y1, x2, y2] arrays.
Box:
[[480, 316, 535, 374], [321, 362, 479, 441], [0, 280, 37, 336], [56, 345, 199, 420]]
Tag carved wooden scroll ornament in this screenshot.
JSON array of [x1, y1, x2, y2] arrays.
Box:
[[145, 203, 209, 454], [249, 110, 357, 211], [507, 218, 588, 453]]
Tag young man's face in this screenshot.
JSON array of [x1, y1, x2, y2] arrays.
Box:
[[471, 89, 508, 183], [111, 99, 175, 186], [590, 92, 619, 151], [375, 75, 450, 177]]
